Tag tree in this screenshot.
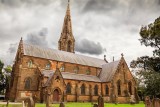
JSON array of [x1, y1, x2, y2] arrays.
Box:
[[138, 16, 160, 72], [0, 60, 4, 94], [4, 65, 12, 100], [0, 60, 12, 95], [4, 65, 12, 88], [131, 16, 160, 98]]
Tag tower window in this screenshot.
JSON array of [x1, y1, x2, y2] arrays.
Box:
[[67, 41, 72, 52]]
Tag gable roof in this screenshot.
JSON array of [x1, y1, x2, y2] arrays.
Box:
[[23, 43, 106, 68], [99, 60, 120, 82]]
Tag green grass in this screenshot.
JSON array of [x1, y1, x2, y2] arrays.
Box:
[[0, 104, 22, 107], [0, 102, 145, 107], [36, 102, 145, 107]]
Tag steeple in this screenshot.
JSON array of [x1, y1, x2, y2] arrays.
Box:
[[58, 0, 75, 53]]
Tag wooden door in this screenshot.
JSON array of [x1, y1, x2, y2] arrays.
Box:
[[53, 89, 59, 102]]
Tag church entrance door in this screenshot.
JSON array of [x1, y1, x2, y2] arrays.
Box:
[[53, 89, 60, 102]]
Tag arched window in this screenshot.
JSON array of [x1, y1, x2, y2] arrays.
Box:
[[81, 84, 85, 95], [46, 63, 51, 70], [106, 85, 109, 95], [86, 68, 91, 75], [67, 41, 72, 52], [60, 64, 65, 72], [94, 85, 98, 95], [66, 83, 71, 94], [24, 77, 31, 90], [128, 81, 132, 95], [117, 80, 121, 96], [28, 60, 33, 68], [74, 66, 79, 73]]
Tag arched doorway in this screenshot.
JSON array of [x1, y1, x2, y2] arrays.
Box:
[[53, 89, 60, 102]]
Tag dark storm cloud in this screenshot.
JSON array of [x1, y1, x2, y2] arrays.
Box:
[[0, 0, 53, 7], [8, 43, 18, 54], [75, 39, 106, 55], [83, 0, 118, 12], [25, 28, 48, 47], [83, 0, 160, 13]]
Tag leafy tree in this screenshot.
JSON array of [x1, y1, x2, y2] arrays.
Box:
[[4, 65, 12, 87], [4, 65, 12, 73], [4, 65, 12, 100], [131, 16, 160, 98], [0, 60, 4, 94], [140, 17, 160, 57], [138, 16, 160, 72], [0, 60, 12, 95]]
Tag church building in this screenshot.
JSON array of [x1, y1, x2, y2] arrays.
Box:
[[8, 1, 138, 103]]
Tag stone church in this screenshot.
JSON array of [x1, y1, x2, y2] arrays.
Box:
[[8, 1, 138, 103]]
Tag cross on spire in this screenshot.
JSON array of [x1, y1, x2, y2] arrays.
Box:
[[121, 53, 124, 57]]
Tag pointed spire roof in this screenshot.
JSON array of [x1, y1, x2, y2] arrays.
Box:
[[60, 0, 74, 39]]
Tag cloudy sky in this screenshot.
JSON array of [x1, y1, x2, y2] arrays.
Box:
[[0, 0, 160, 66]]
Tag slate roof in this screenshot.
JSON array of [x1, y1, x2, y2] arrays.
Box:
[[23, 43, 106, 68], [62, 72, 101, 82], [41, 70, 54, 77], [23, 43, 121, 83], [41, 70, 55, 87], [99, 60, 120, 82], [41, 59, 120, 85], [41, 70, 101, 84]]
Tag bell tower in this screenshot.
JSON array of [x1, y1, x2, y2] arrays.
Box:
[[58, 0, 75, 53]]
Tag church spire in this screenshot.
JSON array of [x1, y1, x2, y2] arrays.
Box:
[[58, 0, 75, 53]]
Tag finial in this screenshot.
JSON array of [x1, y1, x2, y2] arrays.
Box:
[[121, 53, 124, 57], [68, 0, 70, 3], [20, 37, 23, 41], [113, 56, 114, 62], [104, 55, 108, 63]]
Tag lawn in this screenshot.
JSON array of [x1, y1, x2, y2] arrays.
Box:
[[0, 102, 145, 107]]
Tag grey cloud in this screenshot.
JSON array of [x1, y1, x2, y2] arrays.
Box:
[[75, 39, 106, 55], [83, 0, 119, 13], [3, 28, 48, 65], [0, 0, 53, 7], [25, 28, 48, 47], [8, 43, 18, 54], [83, 0, 160, 13]]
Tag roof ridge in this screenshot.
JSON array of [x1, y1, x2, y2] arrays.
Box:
[[23, 43, 105, 62]]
